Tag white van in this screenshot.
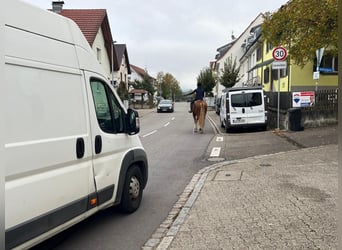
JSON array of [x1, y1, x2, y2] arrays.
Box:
[[4, 1, 148, 249], [219, 87, 267, 132]]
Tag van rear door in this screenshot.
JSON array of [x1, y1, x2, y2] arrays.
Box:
[[244, 90, 265, 125], [229, 90, 265, 126]]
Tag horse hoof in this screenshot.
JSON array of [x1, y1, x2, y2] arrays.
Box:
[[199, 129, 203, 134], [194, 129, 198, 133]]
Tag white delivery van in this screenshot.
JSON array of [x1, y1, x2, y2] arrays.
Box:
[[220, 87, 267, 132], [4, 1, 148, 249]]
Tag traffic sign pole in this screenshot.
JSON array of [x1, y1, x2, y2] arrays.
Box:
[[272, 46, 287, 130]]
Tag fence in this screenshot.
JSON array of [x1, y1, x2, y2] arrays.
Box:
[[265, 89, 338, 129]]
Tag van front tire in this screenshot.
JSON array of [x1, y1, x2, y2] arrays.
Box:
[[119, 165, 143, 213]]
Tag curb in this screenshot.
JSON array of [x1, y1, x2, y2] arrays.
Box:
[[141, 160, 235, 250]]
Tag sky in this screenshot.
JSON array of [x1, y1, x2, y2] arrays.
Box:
[[26, 0, 288, 91]]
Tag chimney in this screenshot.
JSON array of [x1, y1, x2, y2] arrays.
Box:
[[52, 1, 64, 13]]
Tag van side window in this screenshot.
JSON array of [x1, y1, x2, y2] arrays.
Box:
[[90, 79, 124, 133]]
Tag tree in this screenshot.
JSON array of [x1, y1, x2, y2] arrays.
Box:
[[219, 55, 240, 88], [160, 72, 181, 100], [197, 67, 216, 96], [262, 0, 338, 66], [116, 81, 129, 101]]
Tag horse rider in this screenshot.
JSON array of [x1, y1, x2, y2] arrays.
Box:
[[184, 83, 205, 113]]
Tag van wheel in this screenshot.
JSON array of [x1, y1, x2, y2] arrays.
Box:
[[119, 165, 143, 213]]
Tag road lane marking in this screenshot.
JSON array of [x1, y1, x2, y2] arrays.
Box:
[[216, 136, 223, 142], [171, 117, 175, 120], [142, 130, 157, 138], [164, 122, 170, 127], [210, 147, 221, 157]]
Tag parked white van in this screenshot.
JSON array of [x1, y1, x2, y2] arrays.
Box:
[[4, 1, 148, 249], [219, 87, 267, 132]]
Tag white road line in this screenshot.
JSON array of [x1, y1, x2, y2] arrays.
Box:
[[164, 122, 170, 127], [142, 130, 157, 138], [210, 147, 221, 157], [171, 117, 175, 120], [216, 136, 223, 142]]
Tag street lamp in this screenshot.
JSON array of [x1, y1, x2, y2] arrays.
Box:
[[111, 40, 117, 87]]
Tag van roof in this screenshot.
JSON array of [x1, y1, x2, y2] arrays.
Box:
[[222, 86, 263, 93]]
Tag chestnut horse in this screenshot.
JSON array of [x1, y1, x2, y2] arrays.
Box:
[[192, 100, 207, 133]]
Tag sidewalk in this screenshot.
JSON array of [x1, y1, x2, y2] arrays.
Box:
[[143, 125, 338, 249]]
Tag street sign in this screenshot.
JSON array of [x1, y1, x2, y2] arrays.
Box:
[[272, 46, 287, 61], [313, 71, 320, 80], [272, 61, 287, 70]]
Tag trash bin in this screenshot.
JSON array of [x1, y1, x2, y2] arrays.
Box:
[[288, 108, 304, 131]]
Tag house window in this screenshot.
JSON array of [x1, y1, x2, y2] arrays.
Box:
[[266, 43, 273, 53], [280, 68, 288, 78], [256, 47, 262, 61], [96, 48, 101, 63], [264, 67, 270, 83], [314, 54, 338, 73]]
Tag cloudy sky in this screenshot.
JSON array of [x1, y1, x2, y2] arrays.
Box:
[[27, 0, 288, 91]]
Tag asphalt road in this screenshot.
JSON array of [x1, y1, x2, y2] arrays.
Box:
[[34, 102, 215, 250], [32, 102, 332, 250]]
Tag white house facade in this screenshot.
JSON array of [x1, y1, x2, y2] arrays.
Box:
[[214, 13, 264, 96]]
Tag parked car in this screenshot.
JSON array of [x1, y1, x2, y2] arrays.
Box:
[[215, 96, 221, 115], [220, 87, 267, 132], [157, 99, 174, 113]]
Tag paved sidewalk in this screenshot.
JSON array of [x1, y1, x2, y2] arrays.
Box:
[[143, 126, 338, 249]]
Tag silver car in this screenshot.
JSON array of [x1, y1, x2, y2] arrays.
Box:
[[157, 99, 174, 113]]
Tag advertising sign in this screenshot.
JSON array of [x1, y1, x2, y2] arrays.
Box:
[[292, 91, 315, 107]]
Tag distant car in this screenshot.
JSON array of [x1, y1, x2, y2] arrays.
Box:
[[157, 99, 174, 113]]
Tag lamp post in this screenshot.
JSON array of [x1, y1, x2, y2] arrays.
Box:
[[111, 40, 117, 87]]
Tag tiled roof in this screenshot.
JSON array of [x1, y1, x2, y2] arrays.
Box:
[[130, 64, 146, 77], [129, 89, 146, 94], [59, 9, 106, 46], [58, 9, 118, 70]]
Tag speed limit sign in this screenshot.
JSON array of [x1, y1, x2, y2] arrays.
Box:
[[272, 46, 287, 61]]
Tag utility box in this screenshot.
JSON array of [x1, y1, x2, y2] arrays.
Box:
[[288, 108, 304, 131]]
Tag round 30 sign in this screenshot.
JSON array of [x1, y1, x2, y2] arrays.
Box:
[[272, 46, 287, 61]]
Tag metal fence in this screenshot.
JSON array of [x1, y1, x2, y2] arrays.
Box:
[[265, 89, 338, 129]]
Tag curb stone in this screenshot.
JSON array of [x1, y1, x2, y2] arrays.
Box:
[[142, 145, 334, 250]]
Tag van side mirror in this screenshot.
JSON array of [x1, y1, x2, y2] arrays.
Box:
[[126, 108, 140, 135]]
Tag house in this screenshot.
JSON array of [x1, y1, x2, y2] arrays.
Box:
[[114, 44, 131, 89], [51, 1, 119, 85], [239, 24, 263, 87], [130, 64, 157, 88], [214, 13, 264, 96], [129, 64, 157, 102], [240, 28, 338, 92]]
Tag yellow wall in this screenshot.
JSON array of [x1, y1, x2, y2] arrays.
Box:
[[256, 40, 338, 92]]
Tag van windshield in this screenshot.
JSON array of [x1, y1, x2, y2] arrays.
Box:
[[231, 93, 262, 107]]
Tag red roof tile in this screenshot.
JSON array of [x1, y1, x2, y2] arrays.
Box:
[[59, 9, 106, 46]]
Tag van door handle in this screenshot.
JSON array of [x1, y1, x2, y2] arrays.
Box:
[[242, 108, 245, 113], [76, 138, 85, 159], [95, 135, 102, 154]]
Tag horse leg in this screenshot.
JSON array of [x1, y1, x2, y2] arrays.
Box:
[[193, 120, 198, 133]]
